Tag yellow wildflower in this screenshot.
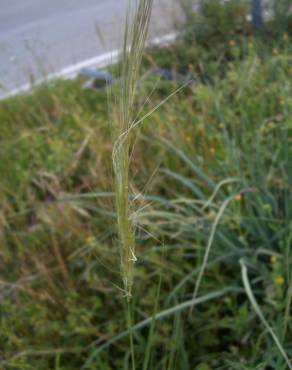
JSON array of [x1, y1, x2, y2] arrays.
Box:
[[207, 211, 216, 220], [272, 48, 278, 55], [270, 255, 278, 264], [234, 194, 242, 202], [274, 276, 284, 285], [229, 40, 236, 47]]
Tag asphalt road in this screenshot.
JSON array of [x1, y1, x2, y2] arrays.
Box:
[[0, 0, 179, 98]]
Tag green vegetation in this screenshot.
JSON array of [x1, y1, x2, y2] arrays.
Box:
[[0, 1, 292, 369]]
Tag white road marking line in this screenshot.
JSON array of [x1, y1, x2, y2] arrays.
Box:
[[0, 31, 177, 100]]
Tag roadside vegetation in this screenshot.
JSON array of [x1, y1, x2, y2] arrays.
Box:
[[0, 1, 292, 369]]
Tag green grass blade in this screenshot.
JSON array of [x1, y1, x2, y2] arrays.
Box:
[[240, 259, 292, 370]]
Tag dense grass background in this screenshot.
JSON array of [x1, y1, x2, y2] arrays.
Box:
[[0, 1, 292, 369]]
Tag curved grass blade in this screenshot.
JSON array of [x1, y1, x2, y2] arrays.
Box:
[[240, 259, 292, 370]]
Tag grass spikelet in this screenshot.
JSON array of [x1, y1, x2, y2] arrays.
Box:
[[111, 0, 153, 299]]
